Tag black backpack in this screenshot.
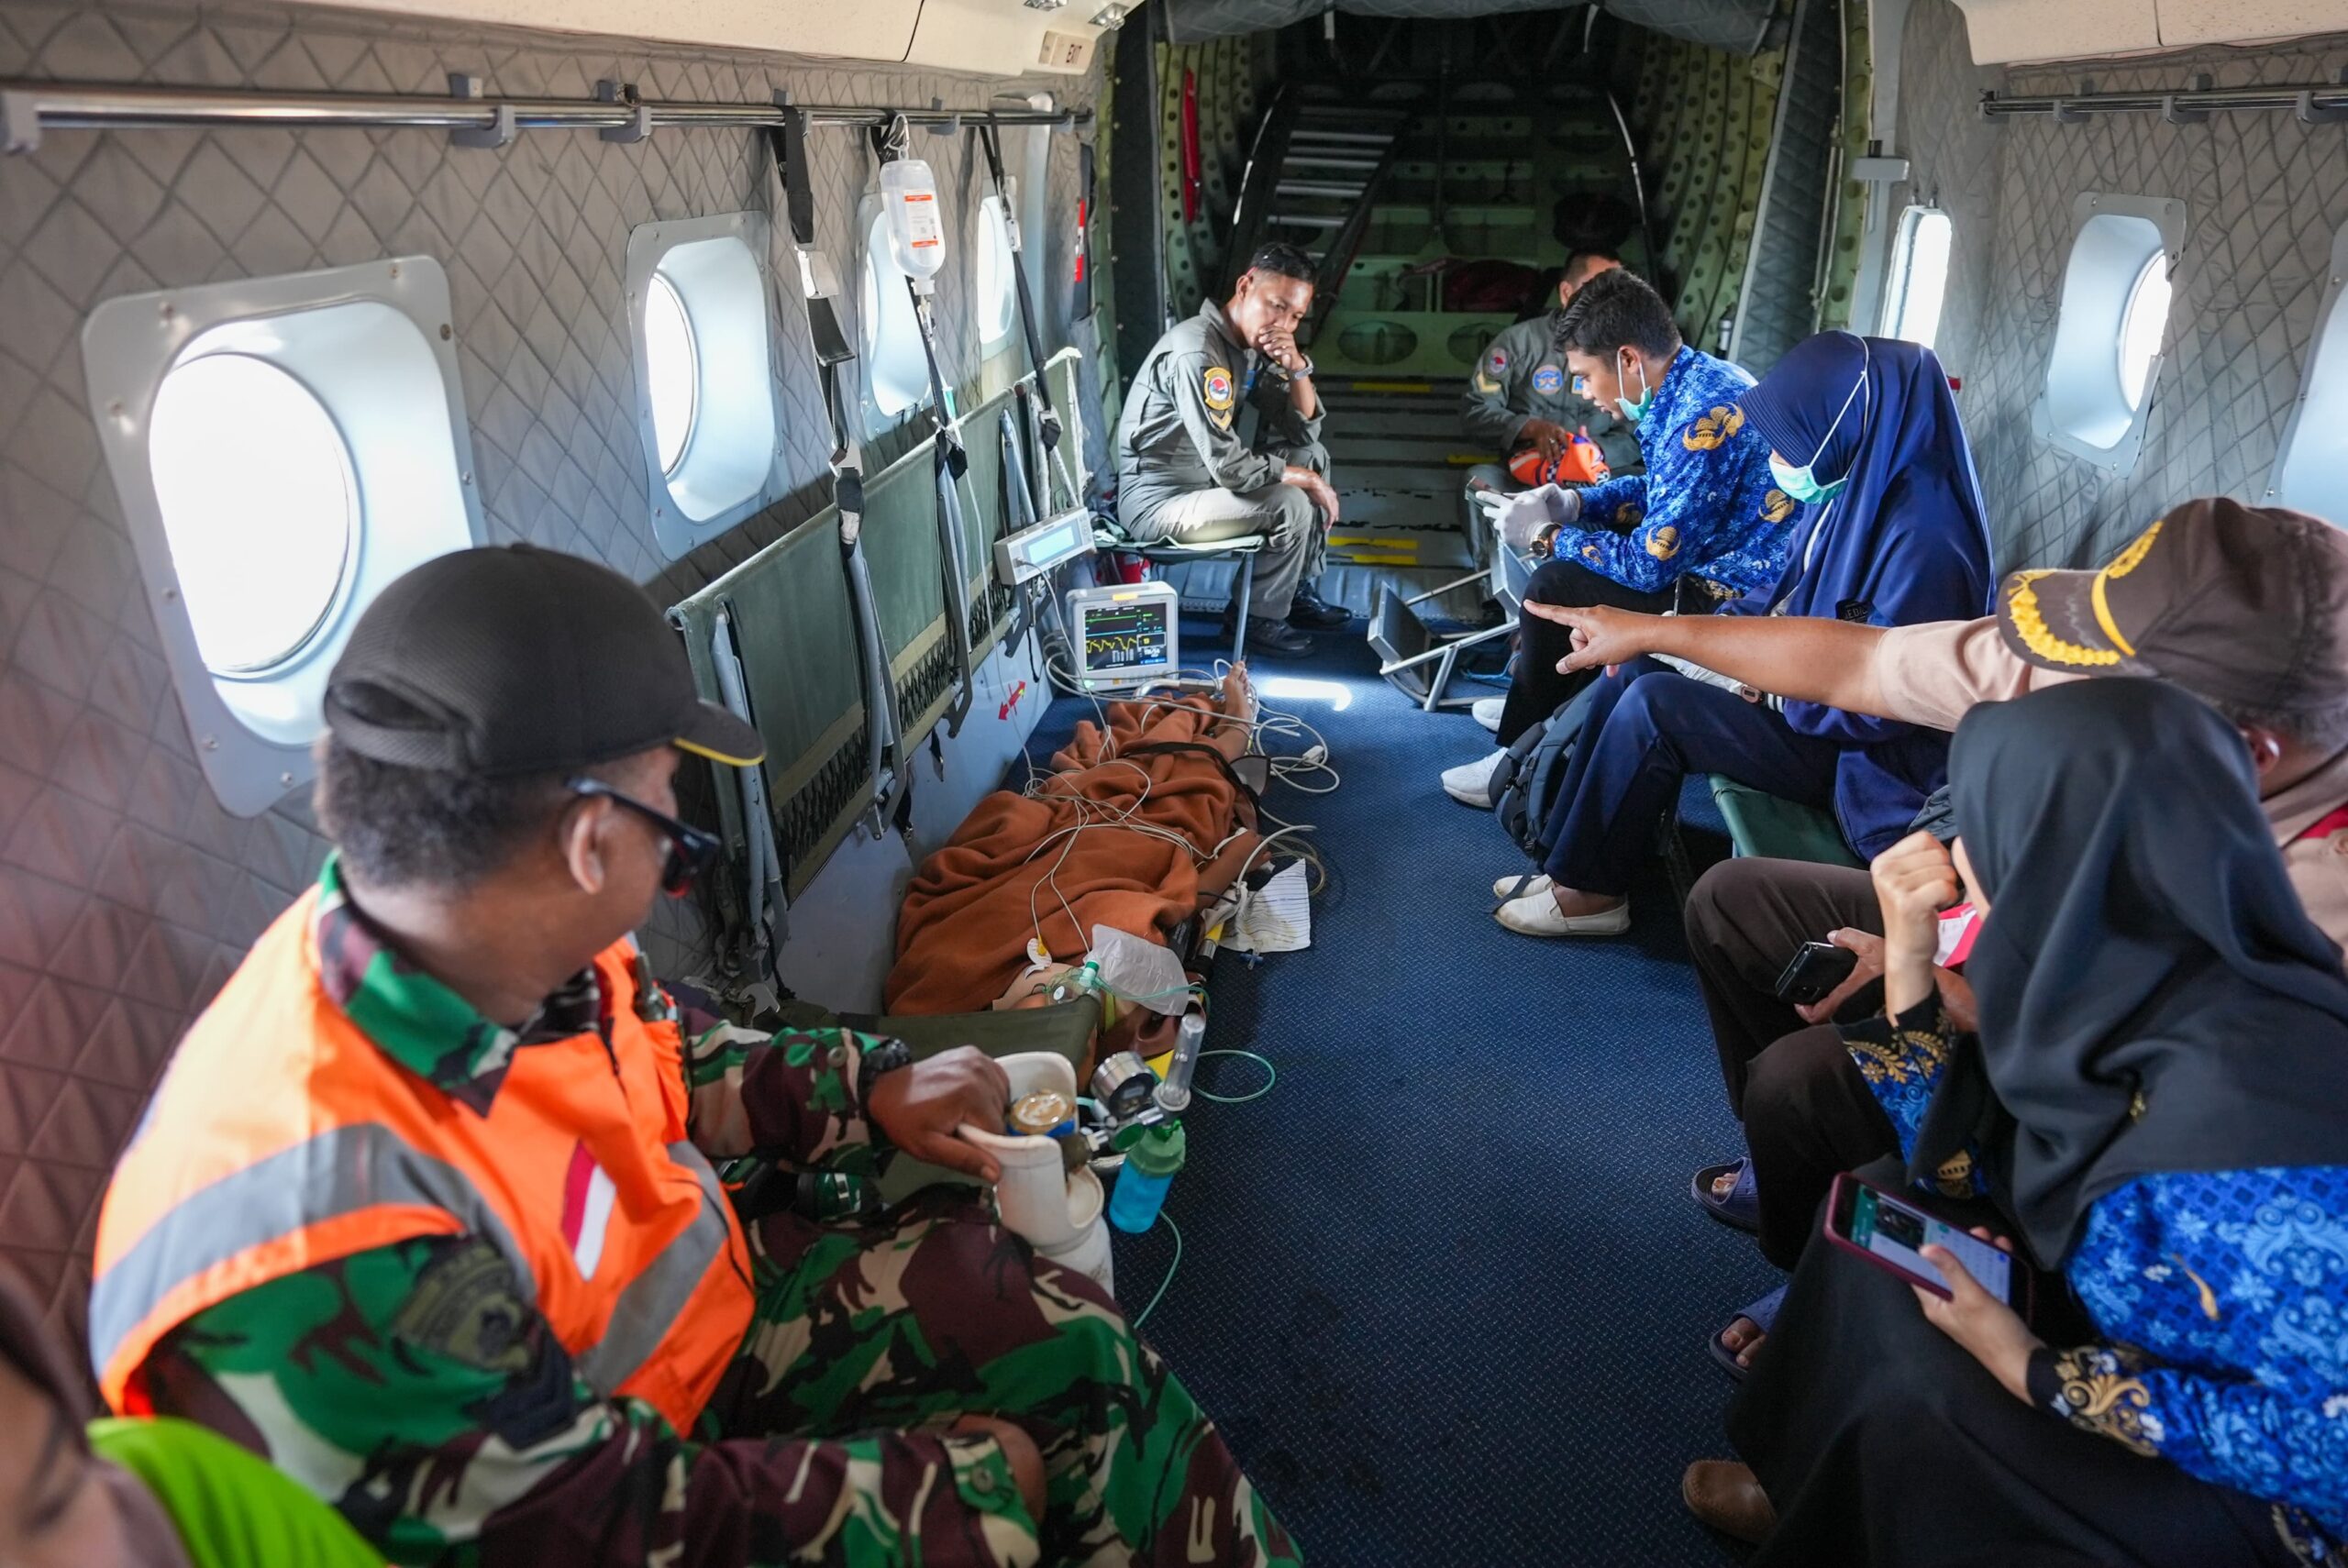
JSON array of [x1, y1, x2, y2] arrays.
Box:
[[1490, 682, 1600, 864]]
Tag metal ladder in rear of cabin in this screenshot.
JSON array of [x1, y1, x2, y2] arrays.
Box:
[[1227, 95, 1410, 339]]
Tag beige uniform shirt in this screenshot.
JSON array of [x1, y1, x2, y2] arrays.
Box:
[[1875, 617, 2348, 946]]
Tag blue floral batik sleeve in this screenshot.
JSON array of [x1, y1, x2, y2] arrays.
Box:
[[2034, 1167, 2348, 1546]]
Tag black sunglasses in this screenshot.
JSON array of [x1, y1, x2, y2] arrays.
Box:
[[568, 778, 721, 897]]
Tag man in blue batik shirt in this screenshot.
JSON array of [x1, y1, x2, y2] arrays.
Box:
[[1444, 268, 1792, 808]]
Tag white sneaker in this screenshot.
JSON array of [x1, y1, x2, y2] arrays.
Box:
[[1442, 747, 1508, 808], [1495, 889, 1631, 936], [1471, 696, 1505, 733], [1493, 872, 1553, 899]]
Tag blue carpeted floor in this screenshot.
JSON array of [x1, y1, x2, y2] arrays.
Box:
[[1023, 617, 1778, 1566]]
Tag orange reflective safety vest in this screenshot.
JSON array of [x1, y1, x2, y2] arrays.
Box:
[[91, 886, 754, 1432]]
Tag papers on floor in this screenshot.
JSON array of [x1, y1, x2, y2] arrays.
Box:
[[1220, 861, 1312, 955]]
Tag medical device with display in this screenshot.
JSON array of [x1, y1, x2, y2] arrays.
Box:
[[995, 506, 1097, 586], [1065, 580, 1181, 690]]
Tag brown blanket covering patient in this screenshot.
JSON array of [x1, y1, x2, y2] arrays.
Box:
[[887, 670, 1263, 1017]]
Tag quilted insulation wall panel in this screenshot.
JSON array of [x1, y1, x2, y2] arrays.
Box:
[[1621, 18, 1787, 350], [1893, 0, 2348, 570], [0, 0, 1106, 1340]]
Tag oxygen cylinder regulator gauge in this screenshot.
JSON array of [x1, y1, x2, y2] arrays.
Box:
[[880, 158, 947, 294]]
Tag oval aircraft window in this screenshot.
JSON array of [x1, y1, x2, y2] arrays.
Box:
[[2118, 253, 2171, 411], [1882, 206, 1954, 349], [977, 195, 1018, 350], [645, 271, 700, 476], [147, 353, 357, 675]]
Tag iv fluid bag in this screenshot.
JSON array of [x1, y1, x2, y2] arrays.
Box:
[[880, 159, 947, 292]]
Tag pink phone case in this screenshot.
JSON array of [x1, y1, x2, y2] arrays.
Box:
[[1823, 1171, 2033, 1315]]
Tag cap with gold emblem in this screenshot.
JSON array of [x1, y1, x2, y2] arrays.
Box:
[[1998, 498, 2348, 720]]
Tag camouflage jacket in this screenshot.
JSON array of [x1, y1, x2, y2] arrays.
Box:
[[133, 863, 1036, 1567]]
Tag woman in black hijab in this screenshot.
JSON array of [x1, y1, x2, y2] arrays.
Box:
[[1682, 679, 2348, 1566]]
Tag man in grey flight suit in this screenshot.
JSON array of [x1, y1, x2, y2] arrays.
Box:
[[1114, 241, 1348, 657], [1458, 244, 1643, 564]]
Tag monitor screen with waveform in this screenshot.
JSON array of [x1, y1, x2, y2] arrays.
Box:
[[1066, 581, 1181, 688]]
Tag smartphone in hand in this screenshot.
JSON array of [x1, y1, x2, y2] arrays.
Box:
[[1774, 940, 1859, 1006], [1825, 1171, 2033, 1311]]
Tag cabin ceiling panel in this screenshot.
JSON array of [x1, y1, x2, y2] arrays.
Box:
[[310, 0, 924, 64], [1953, 0, 2348, 60], [2158, 0, 2348, 46], [0, 0, 1105, 1342], [1894, 0, 2348, 574], [1949, 0, 2162, 63]]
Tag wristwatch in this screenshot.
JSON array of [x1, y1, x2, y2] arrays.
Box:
[[1290, 354, 1315, 381], [1533, 522, 1563, 559], [857, 1038, 914, 1108]]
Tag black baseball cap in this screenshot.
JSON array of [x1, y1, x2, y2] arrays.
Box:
[[324, 545, 764, 776]]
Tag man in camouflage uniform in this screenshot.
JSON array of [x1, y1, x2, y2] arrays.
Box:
[[93, 546, 1298, 1568], [1457, 240, 1642, 562]]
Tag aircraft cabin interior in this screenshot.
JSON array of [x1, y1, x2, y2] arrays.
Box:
[[0, 0, 2344, 1562]]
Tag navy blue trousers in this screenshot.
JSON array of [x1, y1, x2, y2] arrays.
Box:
[[1540, 658, 1843, 896]]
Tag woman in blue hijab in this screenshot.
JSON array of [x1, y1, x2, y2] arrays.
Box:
[[1729, 329, 1999, 855], [1497, 330, 1995, 938]]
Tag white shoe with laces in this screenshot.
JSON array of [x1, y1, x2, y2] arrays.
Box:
[[1495, 889, 1631, 936], [1472, 696, 1505, 733], [1441, 747, 1508, 808]]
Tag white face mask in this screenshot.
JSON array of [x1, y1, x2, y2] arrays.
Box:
[[1767, 345, 1869, 505], [1616, 352, 1656, 425]]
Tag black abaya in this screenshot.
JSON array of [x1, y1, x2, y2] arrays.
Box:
[[1724, 1161, 2309, 1568]]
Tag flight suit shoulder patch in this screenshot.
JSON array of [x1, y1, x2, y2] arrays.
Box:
[[1484, 346, 1510, 376], [1202, 364, 1235, 429], [1532, 365, 1564, 395]]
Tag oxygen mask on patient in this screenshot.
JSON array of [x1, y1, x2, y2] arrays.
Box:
[[997, 926, 1195, 1015], [1080, 924, 1195, 1016]]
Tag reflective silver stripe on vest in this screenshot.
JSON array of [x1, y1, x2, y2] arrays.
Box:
[[89, 1122, 534, 1385], [573, 1142, 736, 1397]]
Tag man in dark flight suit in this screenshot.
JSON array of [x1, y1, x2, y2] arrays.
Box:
[[1113, 241, 1349, 657]]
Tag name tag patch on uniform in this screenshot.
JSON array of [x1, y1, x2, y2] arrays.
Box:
[[1533, 365, 1564, 395], [1203, 366, 1235, 412]]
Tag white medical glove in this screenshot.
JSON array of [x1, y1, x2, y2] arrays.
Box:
[[1490, 484, 1582, 553]]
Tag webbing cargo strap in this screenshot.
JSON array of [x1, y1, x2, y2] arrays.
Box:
[[766, 106, 904, 834], [978, 117, 1081, 516]]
